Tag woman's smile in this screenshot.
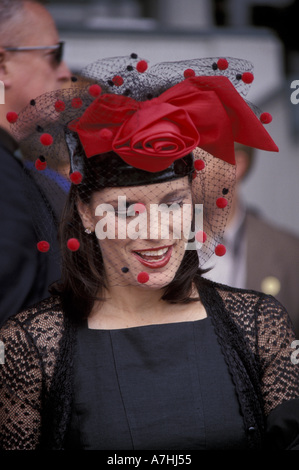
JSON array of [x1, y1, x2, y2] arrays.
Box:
[[132, 245, 174, 269]]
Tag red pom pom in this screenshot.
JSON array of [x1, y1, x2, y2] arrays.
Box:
[[216, 197, 228, 209], [136, 60, 148, 73], [40, 133, 53, 146], [195, 230, 207, 244], [217, 58, 229, 70], [88, 84, 102, 97], [67, 238, 80, 251], [71, 97, 83, 108], [37, 241, 50, 252], [184, 68, 196, 78], [35, 157, 47, 171], [6, 111, 18, 123], [99, 128, 113, 140], [112, 75, 124, 86], [137, 271, 149, 283], [54, 100, 66, 112], [70, 171, 83, 185], [194, 160, 205, 171], [260, 112, 272, 124], [134, 203, 146, 214], [242, 72, 254, 84], [215, 244, 226, 256]]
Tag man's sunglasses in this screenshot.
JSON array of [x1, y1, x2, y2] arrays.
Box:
[[3, 41, 64, 66]]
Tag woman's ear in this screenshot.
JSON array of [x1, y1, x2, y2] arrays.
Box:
[[76, 198, 95, 232]]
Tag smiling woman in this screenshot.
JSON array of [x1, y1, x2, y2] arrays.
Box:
[[0, 53, 298, 451], [76, 176, 193, 291]]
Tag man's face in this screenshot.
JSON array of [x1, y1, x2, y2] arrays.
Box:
[[3, 2, 71, 113]]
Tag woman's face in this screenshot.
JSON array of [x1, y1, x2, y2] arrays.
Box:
[[78, 177, 193, 289]]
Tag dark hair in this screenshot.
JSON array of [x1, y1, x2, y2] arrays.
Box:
[[51, 154, 206, 321]]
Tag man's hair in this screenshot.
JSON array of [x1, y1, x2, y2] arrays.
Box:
[[0, 0, 43, 45]]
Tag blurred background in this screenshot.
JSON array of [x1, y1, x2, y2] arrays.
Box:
[[44, 0, 299, 236]]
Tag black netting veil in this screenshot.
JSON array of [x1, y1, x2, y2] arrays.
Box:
[[8, 54, 277, 291]]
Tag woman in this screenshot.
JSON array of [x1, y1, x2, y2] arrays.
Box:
[[0, 54, 298, 450]]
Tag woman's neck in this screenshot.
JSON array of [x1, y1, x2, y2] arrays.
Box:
[[87, 283, 206, 330]]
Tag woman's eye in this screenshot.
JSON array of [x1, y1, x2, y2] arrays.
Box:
[[114, 200, 185, 216], [115, 204, 134, 217], [164, 200, 184, 209]]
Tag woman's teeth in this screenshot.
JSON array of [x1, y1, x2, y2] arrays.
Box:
[[136, 247, 169, 260]]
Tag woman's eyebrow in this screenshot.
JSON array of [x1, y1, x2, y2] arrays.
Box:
[[105, 199, 134, 206], [105, 190, 190, 206], [160, 190, 191, 203]]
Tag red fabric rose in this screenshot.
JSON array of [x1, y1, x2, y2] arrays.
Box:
[[112, 101, 200, 171]]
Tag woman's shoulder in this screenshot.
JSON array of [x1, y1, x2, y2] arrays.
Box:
[[0, 295, 66, 344], [200, 279, 296, 365], [202, 279, 294, 337], [202, 278, 286, 313]]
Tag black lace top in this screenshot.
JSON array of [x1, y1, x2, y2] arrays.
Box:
[[0, 280, 298, 450]]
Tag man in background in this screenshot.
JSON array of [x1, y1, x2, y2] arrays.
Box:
[[0, 0, 71, 325], [204, 143, 299, 338]]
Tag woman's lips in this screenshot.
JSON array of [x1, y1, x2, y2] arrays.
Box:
[[132, 245, 173, 269]]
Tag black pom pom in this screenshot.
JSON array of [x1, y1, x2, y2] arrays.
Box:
[[236, 74, 242, 80], [222, 188, 229, 195], [107, 79, 114, 87], [123, 89, 131, 96], [121, 267, 129, 273], [130, 53, 138, 59], [212, 62, 218, 71], [71, 76, 78, 82], [30, 99, 36, 106], [127, 65, 134, 71], [36, 125, 44, 132]]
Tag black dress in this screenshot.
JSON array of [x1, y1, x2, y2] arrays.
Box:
[[66, 317, 248, 450]]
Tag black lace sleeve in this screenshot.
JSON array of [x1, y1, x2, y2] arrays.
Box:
[[0, 297, 64, 450], [254, 295, 299, 449], [216, 284, 299, 415], [0, 316, 43, 450], [255, 294, 299, 415], [213, 283, 299, 448]]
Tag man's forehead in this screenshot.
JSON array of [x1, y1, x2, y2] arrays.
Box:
[[21, 2, 59, 44]]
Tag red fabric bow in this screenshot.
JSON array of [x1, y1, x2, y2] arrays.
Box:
[[68, 76, 278, 172]]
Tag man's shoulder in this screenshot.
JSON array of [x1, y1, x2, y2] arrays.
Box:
[[0, 141, 24, 179]]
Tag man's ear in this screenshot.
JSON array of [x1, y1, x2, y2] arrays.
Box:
[[0, 48, 11, 87], [0, 47, 6, 62], [77, 198, 94, 232]]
